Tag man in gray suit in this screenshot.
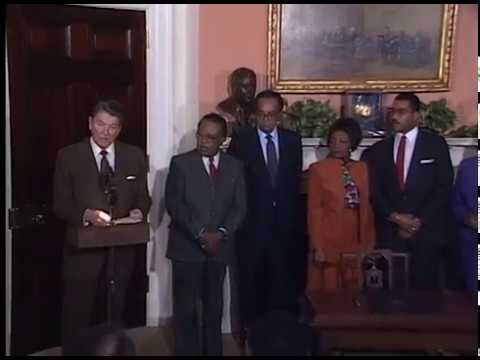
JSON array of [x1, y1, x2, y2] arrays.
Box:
[[165, 113, 247, 355], [53, 100, 151, 345]]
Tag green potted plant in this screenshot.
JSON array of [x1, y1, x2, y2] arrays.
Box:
[[444, 125, 478, 138], [282, 99, 338, 138], [419, 98, 456, 135]]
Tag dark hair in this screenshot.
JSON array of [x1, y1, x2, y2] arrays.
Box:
[[394, 92, 421, 112], [248, 310, 313, 356], [326, 117, 363, 152], [255, 90, 284, 112], [63, 324, 136, 356], [230, 67, 256, 85], [198, 113, 227, 137], [92, 100, 125, 122]]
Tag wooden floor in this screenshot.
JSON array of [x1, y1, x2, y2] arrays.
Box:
[[30, 325, 245, 356], [29, 325, 463, 356]]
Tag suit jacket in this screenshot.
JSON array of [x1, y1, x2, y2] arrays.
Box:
[[228, 127, 303, 247], [53, 138, 151, 227], [165, 150, 247, 264], [53, 137, 151, 294], [367, 129, 453, 251], [452, 156, 477, 228], [451, 156, 477, 241]]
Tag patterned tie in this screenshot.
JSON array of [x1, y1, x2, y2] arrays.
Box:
[[266, 134, 278, 185], [396, 135, 407, 191], [209, 156, 218, 180], [100, 150, 113, 190]]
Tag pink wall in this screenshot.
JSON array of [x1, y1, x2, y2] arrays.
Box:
[[199, 4, 478, 126]]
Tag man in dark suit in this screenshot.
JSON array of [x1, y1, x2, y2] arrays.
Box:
[[53, 99, 151, 345], [366, 93, 453, 289], [165, 113, 247, 356], [228, 90, 303, 329]]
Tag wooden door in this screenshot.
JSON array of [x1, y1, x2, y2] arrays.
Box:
[[6, 4, 147, 354]]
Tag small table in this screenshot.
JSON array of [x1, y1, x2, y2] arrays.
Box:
[[306, 290, 477, 355]]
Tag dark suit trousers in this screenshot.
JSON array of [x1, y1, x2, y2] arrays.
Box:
[[238, 224, 298, 327], [381, 229, 442, 290], [62, 245, 137, 346], [172, 259, 226, 356]]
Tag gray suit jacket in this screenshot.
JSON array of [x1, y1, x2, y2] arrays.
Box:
[[165, 150, 247, 264]]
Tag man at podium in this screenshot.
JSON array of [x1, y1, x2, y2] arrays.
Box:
[[53, 100, 151, 345]]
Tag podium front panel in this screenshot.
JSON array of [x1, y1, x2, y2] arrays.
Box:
[[68, 223, 149, 249]]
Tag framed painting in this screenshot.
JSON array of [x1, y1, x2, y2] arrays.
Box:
[[267, 4, 458, 93]]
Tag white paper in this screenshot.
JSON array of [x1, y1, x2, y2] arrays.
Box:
[[112, 217, 141, 225]]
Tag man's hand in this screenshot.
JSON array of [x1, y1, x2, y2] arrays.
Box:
[[398, 228, 414, 239], [390, 212, 422, 237], [200, 231, 224, 256], [84, 209, 112, 227]]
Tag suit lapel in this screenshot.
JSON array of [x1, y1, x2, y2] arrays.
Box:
[[194, 151, 211, 182], [215, 152, 227, 187], [212, 153, 230, 207], [82, 139, 108, 206], [404, 130, 423, 191], [385, 136, 402, 191], [83, 138, 100, 174], [252, 129, 271, 181], [192, 151, 214, 203], [113, 141, 122, 175], [277, 129, 287, 183]]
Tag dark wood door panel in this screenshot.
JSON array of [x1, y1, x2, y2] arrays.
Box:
[[7, 4, 146, 354]]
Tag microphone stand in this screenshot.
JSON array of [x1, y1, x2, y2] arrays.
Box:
[[104, 178, 117, 325]]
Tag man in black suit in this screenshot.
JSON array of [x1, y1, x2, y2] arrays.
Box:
[[228, 90, 303, 329], [165, 113, 247, 355], [366, 93, 453, 289], [53, 100, 151, 344]]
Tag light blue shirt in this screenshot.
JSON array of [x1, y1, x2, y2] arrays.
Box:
[[257, 127, 279, 164]]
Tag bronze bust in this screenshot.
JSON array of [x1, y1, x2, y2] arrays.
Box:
[[217, 67, 257, 136]]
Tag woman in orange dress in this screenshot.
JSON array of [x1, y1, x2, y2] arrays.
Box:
[[306, 118, 376, 292]]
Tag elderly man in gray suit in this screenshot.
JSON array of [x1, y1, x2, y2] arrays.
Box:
[[165, 113, 247, 356]]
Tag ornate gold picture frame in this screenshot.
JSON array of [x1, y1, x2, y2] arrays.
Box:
[[267, 4, 458, 93]]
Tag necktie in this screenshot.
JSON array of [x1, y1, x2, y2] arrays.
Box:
[[396, 135, 406, 191], [100, 150, 113, 191], [266, 134, 278, 185], [209, 156, 218, 180]]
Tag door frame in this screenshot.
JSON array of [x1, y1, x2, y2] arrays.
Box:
[[5, 4, 199, 354]]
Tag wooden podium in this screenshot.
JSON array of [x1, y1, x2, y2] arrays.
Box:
[[67, 222, 150, 324], [67, 222, 150, 249]]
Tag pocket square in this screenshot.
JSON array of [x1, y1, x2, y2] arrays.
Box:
[[420, 159, 435, 164], [126, 175, 137, 180]]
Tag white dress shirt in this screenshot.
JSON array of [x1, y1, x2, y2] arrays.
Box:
[[202, 152, 220, 176], [257, 127, 280, 164], [393, 127, 418, 182], [90, 137, 115, 171]]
